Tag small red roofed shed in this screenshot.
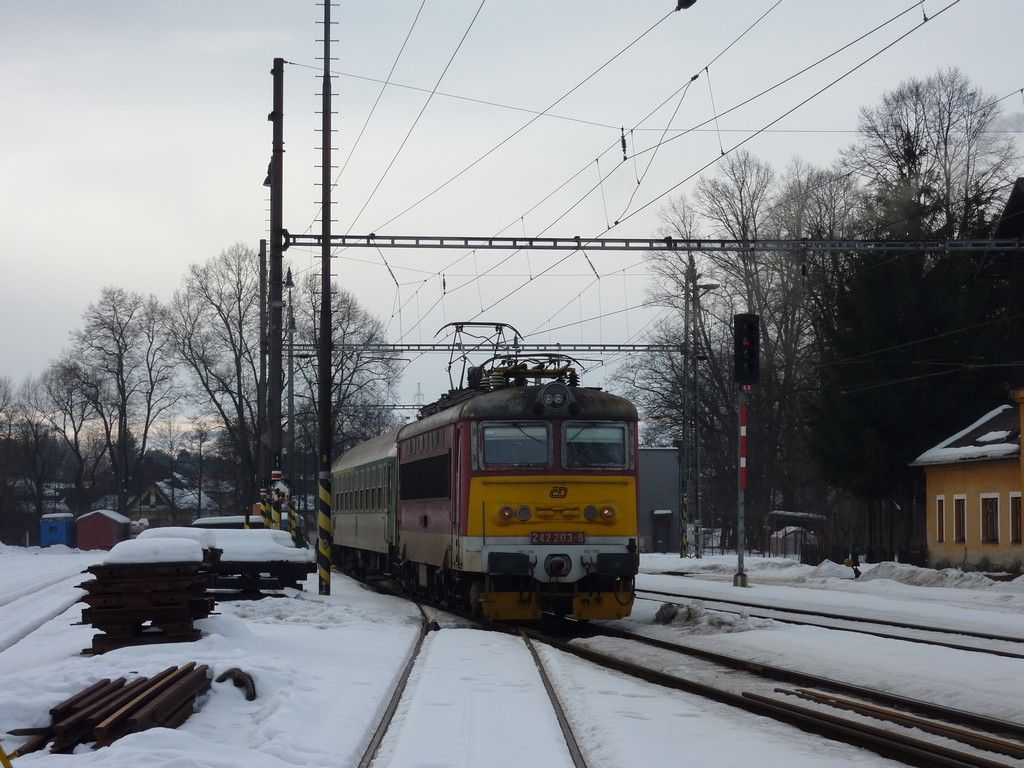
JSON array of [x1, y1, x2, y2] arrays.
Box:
[[75, 509, 131, 550]]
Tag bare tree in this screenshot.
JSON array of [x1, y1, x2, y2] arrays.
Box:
[[293, 274, 401, 456], [187, 419, 213, 517], [171, 243, 262, 504], [13, 378, 65, 519], [74, 287, 180, 513], [38, 355, 107, 513], [844, 67, 1020, 238]]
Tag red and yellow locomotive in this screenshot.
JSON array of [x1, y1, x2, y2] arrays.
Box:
[[332, 357, 639, 620]]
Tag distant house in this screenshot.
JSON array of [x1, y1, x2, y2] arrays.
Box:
[[129, 474, 219, 527], [911, 403, 1024, 571]]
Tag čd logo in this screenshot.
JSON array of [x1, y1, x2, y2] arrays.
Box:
[[549, 486, 568, 498]]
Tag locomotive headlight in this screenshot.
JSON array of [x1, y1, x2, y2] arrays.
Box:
[[538, 381, 572, 414], [584, 505, 599, 522], [517, 505, 533, 522], [499, 506, 514, 522], [600, 506, 615, 521]]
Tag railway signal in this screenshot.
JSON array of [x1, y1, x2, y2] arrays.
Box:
[[732, 313, 759, 588], [733, 313, 759, 385]]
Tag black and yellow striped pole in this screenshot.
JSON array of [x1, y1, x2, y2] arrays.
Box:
[[259, 488, 271, 529], [318, 468, 332, 594], [270, 470, 283, 530], [287, 497, 301, 547]]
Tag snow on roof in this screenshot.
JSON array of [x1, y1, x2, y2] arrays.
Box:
[[41, 512, 73, 520], [77, 509, 131, 525], [103, 537, 204, 565], [191, 514, 263, 527], [771, 510, 826, 520], [154, 480, 217, 511], [912, 404, 1020, 466]]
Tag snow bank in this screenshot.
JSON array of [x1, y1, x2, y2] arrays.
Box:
[[103, 538, 204, 565], [801, 560, 854, 580], [859, 561, 995, 589], [653, 600, 773, 634]]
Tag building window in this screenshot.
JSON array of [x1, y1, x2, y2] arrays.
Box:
[[1012, 494, 1022, 544], [935, 497, 945, 543], [981, 495, 999, 544], [953, 496, 966, 543]]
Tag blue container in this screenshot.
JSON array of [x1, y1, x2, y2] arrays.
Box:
[[39, 513, 74, 547]]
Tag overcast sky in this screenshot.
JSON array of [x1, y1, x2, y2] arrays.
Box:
[[2, 0, 1022, 406]]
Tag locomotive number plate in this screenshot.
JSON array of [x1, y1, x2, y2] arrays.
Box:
[[530, 531, 585, 545]]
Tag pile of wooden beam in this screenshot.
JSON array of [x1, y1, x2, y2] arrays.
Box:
[[9, 663, 211, 755], [80, 563, 215, 653]]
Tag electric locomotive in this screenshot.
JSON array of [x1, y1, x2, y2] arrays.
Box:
[[331, 353, 639, 621]]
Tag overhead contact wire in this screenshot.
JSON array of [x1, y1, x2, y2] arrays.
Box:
[[346, 0, 488, 235]]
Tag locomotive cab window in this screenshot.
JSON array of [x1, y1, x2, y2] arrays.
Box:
[[564, 423, 627, 468], [481, 423, 549, 467]]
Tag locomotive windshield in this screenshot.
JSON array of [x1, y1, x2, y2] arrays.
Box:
[[564, 423, 627, 468], [482, 423, 549, 467]]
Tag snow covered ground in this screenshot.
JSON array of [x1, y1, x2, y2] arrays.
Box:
[[1, 544, 1021, 766]]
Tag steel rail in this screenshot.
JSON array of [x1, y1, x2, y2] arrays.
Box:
[[781, 688, 1024, 760], [634, 587, 1024, 645], [568, 621, 1024, 742], [283, 231, 1024, 254], [522, 626, 1014, 768], [355, 605, 432, 768], [634, 592, 1024, 659], [520, 631, 590, 768]]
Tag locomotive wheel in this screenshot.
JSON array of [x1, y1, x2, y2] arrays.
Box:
[[467, 580, 482, 616]]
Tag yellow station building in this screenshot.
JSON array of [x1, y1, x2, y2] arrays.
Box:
[[912, 400, 1024, 572]]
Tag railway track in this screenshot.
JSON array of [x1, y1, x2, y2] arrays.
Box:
[[521, 631, 590, 768], [0, 574, 90, 655], [635, 588, 1024, 658], [353, 595, 588, 768], [348, 572, 1024, 766], [522, 619, 1024, 768], [356, 605, 432, 768]]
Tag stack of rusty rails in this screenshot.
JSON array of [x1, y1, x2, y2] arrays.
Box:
[[79, 562, 215, 653], [8, 663, 211, 756]]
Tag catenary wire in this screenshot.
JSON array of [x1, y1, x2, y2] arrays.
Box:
[[345, 0, 487, 235]]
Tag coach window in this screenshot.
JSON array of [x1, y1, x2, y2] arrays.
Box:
[[564, 423, 627, 468], [481, 423, 549, 467]]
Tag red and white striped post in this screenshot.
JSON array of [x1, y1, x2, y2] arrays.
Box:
[[734, 384, 750, 587]]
